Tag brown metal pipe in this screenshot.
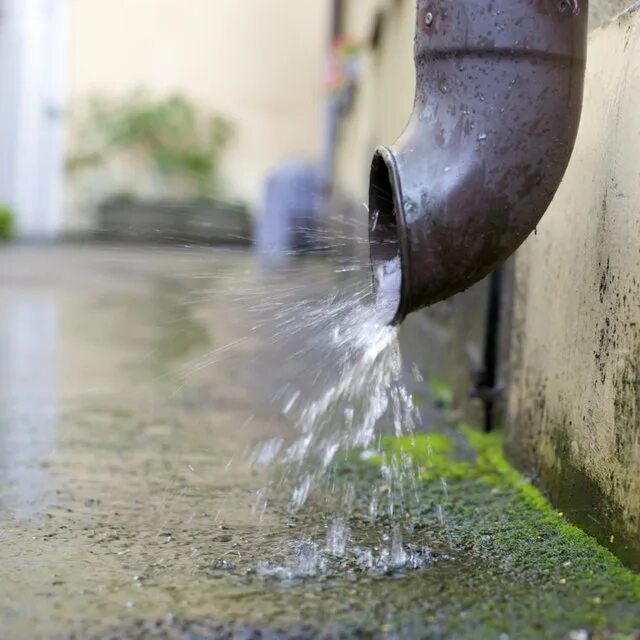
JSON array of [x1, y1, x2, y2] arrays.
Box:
[[369, 0, 588, 324]]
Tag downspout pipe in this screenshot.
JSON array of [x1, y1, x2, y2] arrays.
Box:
[[369, 0, 588, 324]]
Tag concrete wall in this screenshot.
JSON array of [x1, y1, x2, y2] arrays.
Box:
[[65, 0, 329, 231], [506, 8, 640, 568]]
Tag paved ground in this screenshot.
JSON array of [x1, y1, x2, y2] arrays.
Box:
[[0, 244, 303, 637], [0, 245, 638, 640]]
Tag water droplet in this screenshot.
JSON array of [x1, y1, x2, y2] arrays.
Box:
[[290, 475, 312, 511], [390, 524, 408, 568], [325, 518, 350, 556]]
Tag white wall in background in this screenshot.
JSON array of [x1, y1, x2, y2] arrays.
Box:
[[65, 0, 329, 230], [0, 0, 68, 238]]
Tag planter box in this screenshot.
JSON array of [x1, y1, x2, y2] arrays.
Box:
[[97, 197, 252, 245]]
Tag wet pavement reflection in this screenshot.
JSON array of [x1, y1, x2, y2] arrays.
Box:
[[0, 245, 303, 637]]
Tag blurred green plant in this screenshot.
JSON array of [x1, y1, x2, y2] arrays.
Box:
[[0, 205, 15, 241], [429, 376, 454, 410], [68, 92, 233, 198]]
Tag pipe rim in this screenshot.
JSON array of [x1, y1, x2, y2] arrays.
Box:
[[369, 146, 412, 326]]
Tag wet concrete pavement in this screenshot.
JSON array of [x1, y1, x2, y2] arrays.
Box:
[[0, 245, 304, 637], [0, 244, 639, 640]]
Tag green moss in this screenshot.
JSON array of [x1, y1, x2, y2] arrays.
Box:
[[461, 425, 640, 597], [355, 424, 640, 636], [374, 432, 472, 480]]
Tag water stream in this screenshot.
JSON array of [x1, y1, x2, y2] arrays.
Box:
[[246, 253, 432, 580]]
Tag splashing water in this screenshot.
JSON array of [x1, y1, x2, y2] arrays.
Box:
[[256, 539, 326, 580], [277, 258, 419, 513], [325, 517, 350, 556], [248, 251, 432, 577]]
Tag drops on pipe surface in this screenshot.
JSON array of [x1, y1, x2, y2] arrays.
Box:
[[369, 0, 589, 325]]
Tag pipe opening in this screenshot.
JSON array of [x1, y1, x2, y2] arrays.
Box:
[[369, 151, 402, 325]]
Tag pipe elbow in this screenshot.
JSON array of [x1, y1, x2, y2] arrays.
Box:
[[369, 0, 589, 324]]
